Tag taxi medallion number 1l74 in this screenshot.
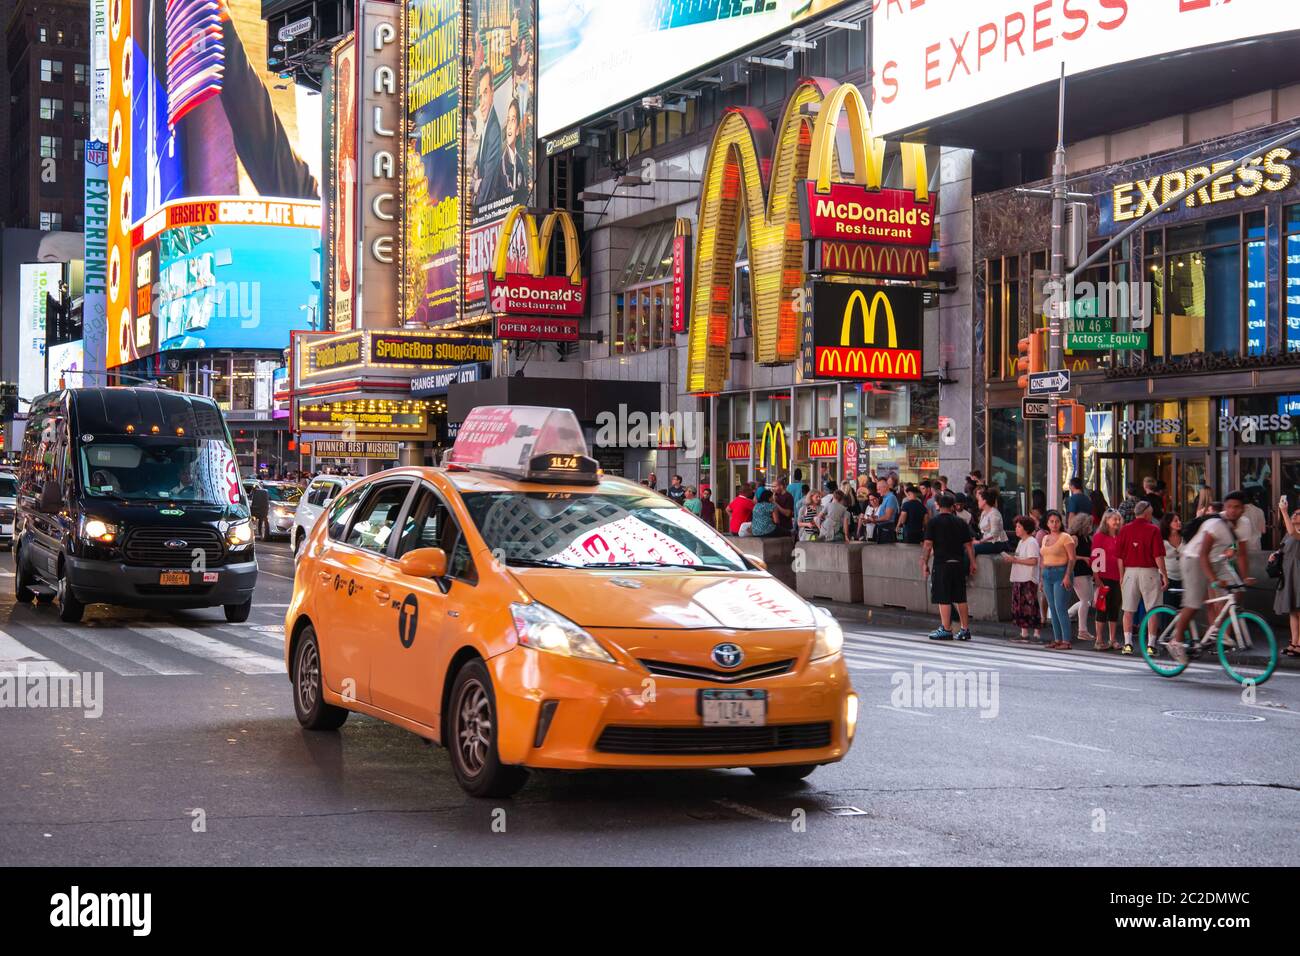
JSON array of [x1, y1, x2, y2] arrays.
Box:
[[700, 689, 767, 727]]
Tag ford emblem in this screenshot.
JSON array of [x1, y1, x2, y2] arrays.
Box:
[[164, 538, 188, 549], [711, 643, 744, 669]]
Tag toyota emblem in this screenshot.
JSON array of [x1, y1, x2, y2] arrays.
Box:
[[711, 643, 744, 669]]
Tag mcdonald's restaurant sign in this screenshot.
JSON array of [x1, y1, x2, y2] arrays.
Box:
[[687, 79, 930, 394], [811, 282, 923, 383], [724, 423, 789, 466], [809, 241, 928, 279], [487, 206, 587, 341], [807, 438, 838, 459]]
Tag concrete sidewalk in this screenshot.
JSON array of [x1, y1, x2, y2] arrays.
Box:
[[823, 600, 1300, 670]]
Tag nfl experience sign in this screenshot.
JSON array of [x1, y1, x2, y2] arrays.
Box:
[[811, 283, 923, 382]]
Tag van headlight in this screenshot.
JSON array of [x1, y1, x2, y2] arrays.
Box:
[[509, 602, 615, 663], [226, 520, 254, 546], [810, 605, 844, 660], [81, 517, 118, 543]]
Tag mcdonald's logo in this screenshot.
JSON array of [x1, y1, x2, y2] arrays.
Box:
[[687, 79, 932, 394], [486, 205, 588, 320], [758, 422, 789, 470], [814, 241, 927, 279], [811, 282, 922, 383]]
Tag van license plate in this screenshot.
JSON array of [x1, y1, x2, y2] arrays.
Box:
[[159, 572, 190, 585], [700, 689, 767, 727]]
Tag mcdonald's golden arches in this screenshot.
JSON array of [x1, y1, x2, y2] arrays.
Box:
[[758, 422, 789, 470], [810, 282, 923, 383], [486, 205, 588, 321]]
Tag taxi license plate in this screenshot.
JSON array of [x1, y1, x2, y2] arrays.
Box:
[[159, 572, 190, 586], [700, 689, 767, 727]]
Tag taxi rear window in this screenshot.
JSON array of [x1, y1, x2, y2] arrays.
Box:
[[461, 490, 746, 571]]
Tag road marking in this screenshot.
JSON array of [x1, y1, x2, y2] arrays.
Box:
[[712, 799, 788, 823], [1088, 682, 1143, 692], [874, 704, 935, 718], [125, 625, 284, 675], [1029, 734, 1110, 753], [35, 627, 192, 677], [256, 570, 296, 581], [844, 641, 1066, 673], [0, 627, 73, 676]]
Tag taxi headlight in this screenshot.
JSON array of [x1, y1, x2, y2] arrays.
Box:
[[810, 605, 843, 661], [509, 602, 615, 663], [227, 520, 254, 546], [81, 517, 118, 543]]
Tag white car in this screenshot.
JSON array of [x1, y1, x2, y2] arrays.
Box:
[[291, 475, 351, 556], [0, 471, 15, 550]]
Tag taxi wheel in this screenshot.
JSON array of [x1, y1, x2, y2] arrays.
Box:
[[292, 627, 348, 731], [447, 659, 528, 798], [749, 764, 818, 782]]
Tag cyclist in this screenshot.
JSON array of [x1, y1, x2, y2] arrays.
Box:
[[1167, 491, 1254, 662]]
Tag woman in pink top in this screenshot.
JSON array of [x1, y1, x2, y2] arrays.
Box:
[[1091, 509, 1124, 650]]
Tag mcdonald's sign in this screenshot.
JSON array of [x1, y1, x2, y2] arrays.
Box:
[[687, 79, 930, 394], [807, 438, 838, 459], [758, 422, 788, 470], [812, 282, 923, 383], [810, 241, 928, 279], [486, 205, 588, 320]]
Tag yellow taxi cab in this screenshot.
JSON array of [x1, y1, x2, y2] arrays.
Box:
[[285, 406, 857, 796]]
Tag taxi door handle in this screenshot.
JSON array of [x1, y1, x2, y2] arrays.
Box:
[[318, 571, 331, 585], [374, 588, 391, 603]]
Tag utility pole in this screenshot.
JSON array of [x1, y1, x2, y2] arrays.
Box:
[[1046, 63, 1067, 513]]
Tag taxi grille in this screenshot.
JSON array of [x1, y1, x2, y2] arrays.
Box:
[[123, 527, 225, 567], [595, 722, 832, 755], [638, 658, 795, 683]]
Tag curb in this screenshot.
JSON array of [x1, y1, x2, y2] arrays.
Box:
[[821, 601, 1300, 670]]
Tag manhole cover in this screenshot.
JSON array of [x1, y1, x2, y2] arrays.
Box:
[[825, 806, 869, 817], [1164, 710, 1265, 722]]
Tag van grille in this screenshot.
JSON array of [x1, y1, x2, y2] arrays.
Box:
[[595, 722, 832, 755], [123, 527, 225, 567]]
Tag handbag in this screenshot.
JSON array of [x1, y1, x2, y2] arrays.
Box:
[[1266, 547, 1285, 580], [1095, 582, 1111, 612]]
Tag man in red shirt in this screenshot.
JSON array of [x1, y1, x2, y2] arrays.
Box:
[[1116, 501, 1168, 654], [727, 483, 755, 535]]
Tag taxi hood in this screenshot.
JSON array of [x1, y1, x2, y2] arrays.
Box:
[[510, 569, 816, 630]]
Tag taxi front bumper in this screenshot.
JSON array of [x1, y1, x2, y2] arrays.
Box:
[[488, 646, 855, 771]]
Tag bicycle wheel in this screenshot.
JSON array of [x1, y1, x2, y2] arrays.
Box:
[[1217, 611, 1278, 686], [1138, 606, 1190, 677]]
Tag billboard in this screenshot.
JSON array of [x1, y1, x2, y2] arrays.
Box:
[[107, 0, 324, 366], [84, 139, 109, 383], [810, 283, 923, 383], [463, 0, 537, 308], [49, 341, 86, 389], [331, 37, 356, 332], [537, 0, 850, 136], [19, 264, 61, 399], [356, 2, 401, 331], [870, 0, 1300, 137], [405, 0, 462, 325]]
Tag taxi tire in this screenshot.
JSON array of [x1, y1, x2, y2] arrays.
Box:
[[749, 763, 818, 782], [292, 627, 348, 731], [447, 659, 528, 798]]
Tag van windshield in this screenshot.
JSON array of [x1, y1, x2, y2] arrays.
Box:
[[78, 438, 241, 506]]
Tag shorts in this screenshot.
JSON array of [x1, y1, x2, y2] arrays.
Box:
[[1181, 559, 1238, 610], [931, 560, 968, 605], [1121, 567, 1163, 613]]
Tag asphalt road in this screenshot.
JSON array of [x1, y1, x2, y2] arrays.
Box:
[[1, 539, 1297, 866]]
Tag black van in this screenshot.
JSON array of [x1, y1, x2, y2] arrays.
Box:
[[14, 387, 258, 623]]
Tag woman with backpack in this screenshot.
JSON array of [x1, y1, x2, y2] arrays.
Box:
[[1274, 498, 1300, 657]]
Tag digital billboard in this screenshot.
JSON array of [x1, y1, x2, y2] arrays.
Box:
[[331, 36, 357, 332], [19, 264, 61, 399], [463, 0, 537, 308], [49, 341, 86, 389], [107, 0, 324, 366], [405, 0, 462, 325], [536, 0, 850, 136], [870, 0, 1300, 137]]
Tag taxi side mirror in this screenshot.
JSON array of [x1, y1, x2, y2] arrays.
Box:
[[399, 547, 447, 579]]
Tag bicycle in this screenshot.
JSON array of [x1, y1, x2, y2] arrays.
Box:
[[1138, 584, 1278, 685]]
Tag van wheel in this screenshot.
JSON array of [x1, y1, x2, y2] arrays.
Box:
[[224, 600, 252, 623], [292, 626, 348, 730], [57, 576, 86, 624], [447, 658, 528, 798], [749, 763, 818, 782], [14, 548, 37, 603]]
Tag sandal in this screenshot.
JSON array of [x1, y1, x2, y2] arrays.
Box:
[[1092, 640, 1108, 651], [1284, 645, 1300, 657]]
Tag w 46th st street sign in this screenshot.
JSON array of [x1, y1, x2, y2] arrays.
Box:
[[1028, 370, 1071, 395]]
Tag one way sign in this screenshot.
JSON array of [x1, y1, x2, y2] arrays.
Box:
[[1028, 370, 1071, 395]]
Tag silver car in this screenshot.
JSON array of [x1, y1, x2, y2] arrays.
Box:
[[291, 475, 350, 556], [0, 471, 16, 550]]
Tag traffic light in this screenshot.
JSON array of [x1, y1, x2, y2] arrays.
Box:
[[1016, 327, 1047, 390], [1056, 400, 1085, 438]]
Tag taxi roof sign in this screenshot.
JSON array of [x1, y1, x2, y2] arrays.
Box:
[[449, 406, 597, 483]]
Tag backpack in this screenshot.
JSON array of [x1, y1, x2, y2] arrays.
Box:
[[1183, 513, 1227, 542]]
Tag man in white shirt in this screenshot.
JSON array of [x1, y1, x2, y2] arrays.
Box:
[[1169, 492, 1253, 661], [1241, 498, 1267, 550]]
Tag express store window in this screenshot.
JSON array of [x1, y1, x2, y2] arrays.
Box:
[[1143, 212, 1263, 360], [611, 220, 675, 354], [1284, 205, 1300, 350]]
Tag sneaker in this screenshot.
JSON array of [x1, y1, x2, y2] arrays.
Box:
[[955, 628, 972, 641], [928, 628, 955, 641], [1166, 641, 1187, 665], [1121, 645, 1133, 656]]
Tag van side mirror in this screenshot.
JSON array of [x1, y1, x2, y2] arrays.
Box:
[[39, 481, 63, 513], [398, 547, 447, 579]]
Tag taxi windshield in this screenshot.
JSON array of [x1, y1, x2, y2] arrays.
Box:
[[462, 490, 747, 571]]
